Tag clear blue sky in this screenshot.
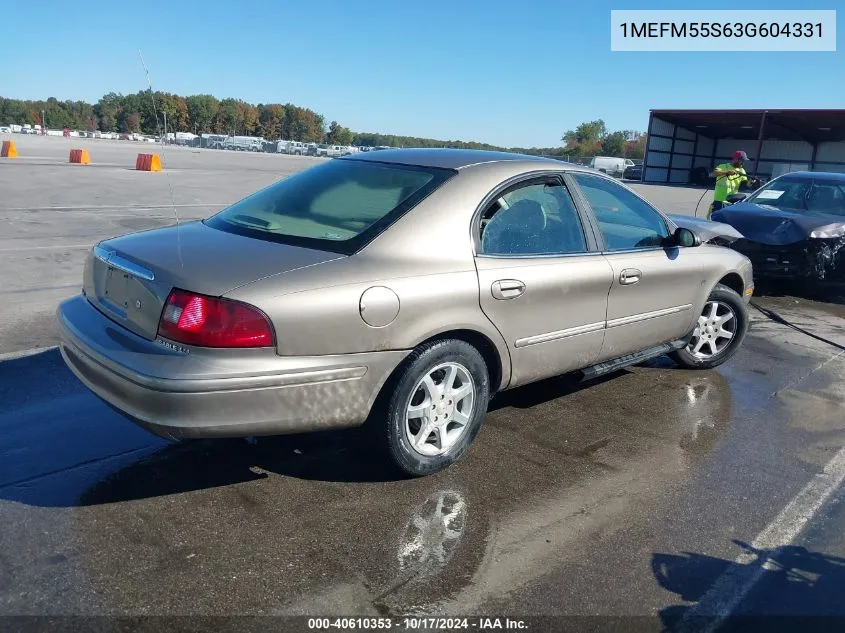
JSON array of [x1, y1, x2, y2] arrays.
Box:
[[1, 0, 841, 147]]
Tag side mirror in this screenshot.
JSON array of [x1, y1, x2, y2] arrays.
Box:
[[726, 192, 748, 203], [674, 227, 701, 248]]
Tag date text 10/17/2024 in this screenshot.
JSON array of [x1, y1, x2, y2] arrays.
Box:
[[307, 617, 529, 630]]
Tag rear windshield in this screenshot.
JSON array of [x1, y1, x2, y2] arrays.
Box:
[[205, 159, 454, 254], [746, 176, 845, 217]]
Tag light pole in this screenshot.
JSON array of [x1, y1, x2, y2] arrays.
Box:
[[42, 110, 46, 134]]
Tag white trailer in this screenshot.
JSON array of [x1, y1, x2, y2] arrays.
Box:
[[222, 136, 264, 152]]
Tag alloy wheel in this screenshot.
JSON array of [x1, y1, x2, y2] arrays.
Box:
[[687, 301, 737, 360], [404, 362, 475, 457]]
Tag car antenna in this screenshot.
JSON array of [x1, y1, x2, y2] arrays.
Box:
[[138, 49, 184, 268]]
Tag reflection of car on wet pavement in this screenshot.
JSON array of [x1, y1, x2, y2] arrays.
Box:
[[712, 172, 845, 285], [56, 148, 755, 477], [398, 490, 467, 575]]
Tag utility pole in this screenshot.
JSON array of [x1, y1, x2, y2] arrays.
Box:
[[42, 110, 46, 135]]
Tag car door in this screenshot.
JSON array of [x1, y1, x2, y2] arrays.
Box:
[[474, 174, 613, 388], [568, 172, 706, 360]]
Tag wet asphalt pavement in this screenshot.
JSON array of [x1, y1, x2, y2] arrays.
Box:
[[2, 136, 845, 631], [1, 297, 844, 631]]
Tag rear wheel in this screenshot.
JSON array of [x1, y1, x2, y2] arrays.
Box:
[[379, 339, 490, 477], [670, 284, 749, 369]]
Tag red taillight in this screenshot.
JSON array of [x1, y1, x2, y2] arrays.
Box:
[[157, 289, 275, 348]]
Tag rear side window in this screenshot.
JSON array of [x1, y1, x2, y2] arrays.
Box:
[[478, 180, 587, 256], [205, 159, 453, 254]]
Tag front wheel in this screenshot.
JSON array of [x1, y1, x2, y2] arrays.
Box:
[[380, 339, 490, 477], [670, 283, 749, 369]]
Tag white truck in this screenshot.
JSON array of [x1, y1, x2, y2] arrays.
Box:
[[589, 156, 635, 178], [315, 144, 348, 158], [277, 140, 308, 155], [222, 136, 264, 152]]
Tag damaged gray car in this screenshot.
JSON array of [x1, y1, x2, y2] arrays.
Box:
[[711, 171, 845, 284]]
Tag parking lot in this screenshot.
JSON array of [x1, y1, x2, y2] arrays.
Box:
[[2, 135, 845, 628]]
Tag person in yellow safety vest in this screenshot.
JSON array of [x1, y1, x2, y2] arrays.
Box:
[[708, 150, 757, 219]]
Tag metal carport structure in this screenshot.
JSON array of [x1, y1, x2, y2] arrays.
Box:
[[642, 109, 845, 184]]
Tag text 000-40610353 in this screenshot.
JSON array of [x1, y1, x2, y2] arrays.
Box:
[[306, 617, 530, 630]]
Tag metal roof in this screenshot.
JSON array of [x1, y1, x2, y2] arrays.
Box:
[[342, 147, 566, 170], [650, 109, 845, 144]]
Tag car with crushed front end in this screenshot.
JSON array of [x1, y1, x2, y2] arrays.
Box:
[[57, 149, 755, 477], [712, 171, 845, 286]]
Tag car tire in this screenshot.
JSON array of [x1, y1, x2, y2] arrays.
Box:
[[669, 283, 749, 370], [378, 339, 490, 477]]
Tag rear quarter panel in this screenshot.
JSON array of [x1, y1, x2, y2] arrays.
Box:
[[227, 255, 512, 386]]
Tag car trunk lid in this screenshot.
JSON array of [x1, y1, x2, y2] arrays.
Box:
[[83, 220, 344, 341]]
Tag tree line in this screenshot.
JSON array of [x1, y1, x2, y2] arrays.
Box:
[[561, 119, 645, 160], [0, 93, 644, 157], [0, 93, 329, 143]]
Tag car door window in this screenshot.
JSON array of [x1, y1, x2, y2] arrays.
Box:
[[572, 173, 670, 251], [807, 183, 845, 215], [478, 181, 587, 256]]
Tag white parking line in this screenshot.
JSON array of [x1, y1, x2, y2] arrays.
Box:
[[675, 445, 845, 633], [0, 345, 59, 361], [0, 244, 92, 252], [1, 204, 224, 211]]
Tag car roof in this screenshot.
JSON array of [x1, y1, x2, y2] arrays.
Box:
[[777, 171, 845, 182], [340, 147, 583, 171]]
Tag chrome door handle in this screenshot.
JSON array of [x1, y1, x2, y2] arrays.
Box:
[[491, 279, 525, 300], [619, 268, 642, 285]]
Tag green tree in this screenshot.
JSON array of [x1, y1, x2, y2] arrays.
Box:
[[240, 103, 260, 136], [625, 134, 646, 159], [326, 120, 353, 145], [258, 104, 285, 139], [601, 131, 627, 157], [282, 105, 325, 142], [214, 98, 241, 134], [186, 94, 219, 134], [562, 119, 607, 153], [122, 112, 141, 133], [95, 93, 122, 132], [152, 92, 189, 133]]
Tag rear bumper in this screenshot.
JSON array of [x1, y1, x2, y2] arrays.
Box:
[[57, 295, 407, 439]]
